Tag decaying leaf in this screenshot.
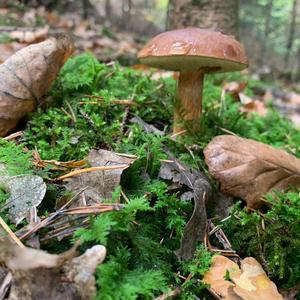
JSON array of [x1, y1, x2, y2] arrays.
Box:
[[223, 81, 247, 101], [0, 239, 106, 300], [233, 258, 283, 300], [10, 26, 49, 44], [202, 255, 240, 299], [0, 167, 46, 224], [0, 34, 74, 136], [240, 99, 268, 117], [65, 149, 136, 205], [0, 42, 25, 64], [204, 135, 300, 208], [159, 156, 212, 260], [203, 255, 283, 300], [222, 81, 268, 117]]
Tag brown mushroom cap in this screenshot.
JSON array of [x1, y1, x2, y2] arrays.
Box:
[[138, 28, 248, 72]]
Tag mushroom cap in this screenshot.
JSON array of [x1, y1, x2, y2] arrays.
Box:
[[138, 28, 248, 72]]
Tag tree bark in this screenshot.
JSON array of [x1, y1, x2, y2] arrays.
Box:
[[284, 0, 299, 68], [167, 0, 239, 37], [260, 0, 273, 65]]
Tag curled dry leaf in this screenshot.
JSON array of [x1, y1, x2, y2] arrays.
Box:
[[203, 255, 283, 300], [0, 34, 74, 136], [204, 135, 300, 208]]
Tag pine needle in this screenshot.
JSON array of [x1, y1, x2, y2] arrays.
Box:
[[0, 216, 25, 248]]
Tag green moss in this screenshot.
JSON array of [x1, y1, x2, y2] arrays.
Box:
[[222, 192, 300, 289], [11, 52, 300, 297]]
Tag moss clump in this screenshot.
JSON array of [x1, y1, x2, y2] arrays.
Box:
[[222, 192, 300, 289]]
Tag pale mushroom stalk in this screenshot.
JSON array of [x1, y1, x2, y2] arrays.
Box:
[[174, 70, 204, 133]]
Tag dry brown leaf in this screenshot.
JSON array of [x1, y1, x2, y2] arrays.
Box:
[[223, 81, 247, 97], [204, 135, 300, 208], [287, 113, 300, 128], [233, 258, 283, 300], [289, 92, 300, 105], [202, 255, 240, 299], [10, 26, 49, 44], [240, 99, 268, 117], [0, 34, 74, 136], [203, 255, 283, 300], [0, 42, 25, 64], [64, 149, 136, 206]]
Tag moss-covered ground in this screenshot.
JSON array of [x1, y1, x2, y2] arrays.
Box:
[[1, 53, 300, 299]]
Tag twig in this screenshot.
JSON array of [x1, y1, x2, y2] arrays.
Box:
[[0, 272, 12, 300], [218, 127, 238, 136], [78, 108, 96, 130], [55, 164, 129, 181], [3, 131, 23, 141], [65, 100, 77, 123], [60, 204, 124, 215], [121, 190, 129, 204], [83, 95, 135, 106], [155, 288, 181, 300], [170, 129, 186, 139], [19, 188, 87, 240], [0, 216, 25, 248], [120, 106, 130, 136]]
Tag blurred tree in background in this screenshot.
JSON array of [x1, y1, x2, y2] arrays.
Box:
[[166, 0, 239, 37], [12, 0, 300, 81]]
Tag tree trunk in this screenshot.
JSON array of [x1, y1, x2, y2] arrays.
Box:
[[105, 0, 112, 23], [167, 0, 239, 37], [292, 43, 300, 82], [122, 0, 132, 30], [260, 0, 273, 65], [284, 0, 299, 68]]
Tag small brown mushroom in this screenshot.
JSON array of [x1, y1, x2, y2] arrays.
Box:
[[138, 28, 249, 134]]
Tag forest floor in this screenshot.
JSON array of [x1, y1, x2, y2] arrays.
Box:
[[0, 3, 300, 300]]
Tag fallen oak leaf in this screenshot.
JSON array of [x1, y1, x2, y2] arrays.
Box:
[[0, 34, 74, 136], [240, 99, 268, 117], [203, 255, 283, 300], [232, 257, 283, 300], [202, 255, 240, 299], [204, 135, 300, 208]]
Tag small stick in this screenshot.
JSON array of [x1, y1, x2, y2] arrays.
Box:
[[0, 272, 12, 300], [0, 216, 25, 248], [121, 190, 129, 203], [55, 165, 129, 181], [218, 127, 238, 136], [3, 131, 23, 141], [83, 95, 135, 106], [20, 188, 87, 240]]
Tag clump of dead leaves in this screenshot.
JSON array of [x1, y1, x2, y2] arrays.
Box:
[[0, 34, 74, 136]]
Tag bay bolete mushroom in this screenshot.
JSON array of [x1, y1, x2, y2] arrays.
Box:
[[138, 28, 249, 134]]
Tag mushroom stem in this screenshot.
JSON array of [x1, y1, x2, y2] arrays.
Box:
[[173, 70, 204, 134]]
